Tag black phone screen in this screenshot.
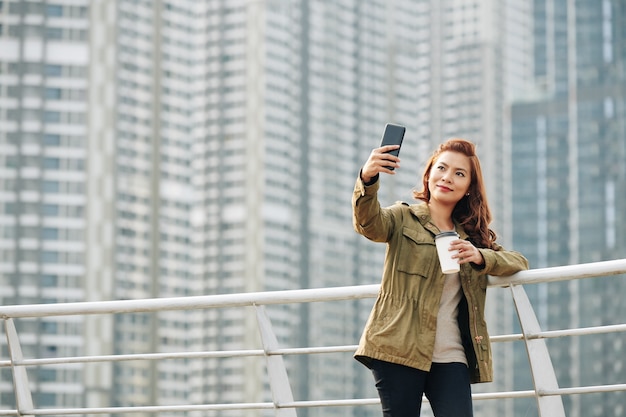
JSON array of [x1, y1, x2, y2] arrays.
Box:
[[379, 123, 406, 170]]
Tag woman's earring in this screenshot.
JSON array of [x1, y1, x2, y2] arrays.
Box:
[[466, 192, 470, 196]]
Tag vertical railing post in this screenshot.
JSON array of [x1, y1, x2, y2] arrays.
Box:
[[509, 285, 565, 417], [4, 318, 34, 417], [255, 305, 297, 417]]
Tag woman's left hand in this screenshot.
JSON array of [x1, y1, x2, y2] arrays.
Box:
[[450, 239, 484, 266]]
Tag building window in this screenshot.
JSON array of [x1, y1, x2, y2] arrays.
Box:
[[43, 134, 60, 145], [46, 27, 63, 39], [46, 5, 63, 17], [42, 181, 59, 193], [45, 88, 62, 99], [41, 275, 58, 287], [2, 202, 16, 214], [44, 65, 62, 77], [41, 228, 58, 240], [43, 204, 59, 216], [44, 111, 60, 123], [43, 157, 60, 169], [41, 251, 58, 263], [35, 393, 56, 407]]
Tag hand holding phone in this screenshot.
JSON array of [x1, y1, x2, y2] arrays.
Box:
[[379, 123, 406, 170], [360, 123, 406, 183]]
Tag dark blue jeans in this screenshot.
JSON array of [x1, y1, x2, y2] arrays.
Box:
[[370, 359, 474, 417]]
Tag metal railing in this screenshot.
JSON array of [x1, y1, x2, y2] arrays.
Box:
[[1, 259, 625, 417]]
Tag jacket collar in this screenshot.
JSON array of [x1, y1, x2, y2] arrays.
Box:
[[407, 202, 469, 240]]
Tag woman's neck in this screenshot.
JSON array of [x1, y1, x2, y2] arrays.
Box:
[[428, 201, 455, 231]]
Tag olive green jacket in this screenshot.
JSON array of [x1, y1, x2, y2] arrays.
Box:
[[353, 176, 529, 383]]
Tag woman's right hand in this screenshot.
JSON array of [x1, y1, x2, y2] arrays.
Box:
[[360, 145, 401, 183]]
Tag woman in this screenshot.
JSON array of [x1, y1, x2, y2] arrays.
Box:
[[352, 138, 528, 417]]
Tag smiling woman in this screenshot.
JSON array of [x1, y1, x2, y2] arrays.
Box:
[[352, 136, 528, 417], [412, 138, 494, 250], [425, 153, 472, 229]]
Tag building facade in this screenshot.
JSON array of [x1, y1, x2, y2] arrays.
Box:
[[511, 0, 626, 416], [0, 1, 577, 417], [0, 0, 90, 409]]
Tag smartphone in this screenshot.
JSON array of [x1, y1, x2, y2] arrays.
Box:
[[379, 123, 406, 170]]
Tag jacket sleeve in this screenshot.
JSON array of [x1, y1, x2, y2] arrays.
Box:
[[352, 175, 395, 243], [477, 243, 529, 276]]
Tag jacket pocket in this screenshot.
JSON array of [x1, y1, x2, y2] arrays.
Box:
[[396, 227, 437, 278]]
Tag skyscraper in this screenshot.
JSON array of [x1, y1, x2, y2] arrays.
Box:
[[1, 1, 543, 417], [0, 0, 204, 412], [511, 1, 626, 415], [0, 0, 90, 409]]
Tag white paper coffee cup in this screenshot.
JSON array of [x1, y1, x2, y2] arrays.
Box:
[[435, 231, 460, 274]]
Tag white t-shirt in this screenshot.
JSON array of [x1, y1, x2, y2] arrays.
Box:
[[431, 272, 468, 365]]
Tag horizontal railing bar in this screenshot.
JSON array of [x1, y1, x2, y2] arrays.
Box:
[[488, 258, 626, 287], [278, 391, 537, 408], [0, 285, 381, 319], [540, 384, 626, 396], [489, 333, 524, 342], [472, 390, 536, 400], [281, 398, 381, 408], [477, 323, 626, 346], [0, 349, 266, 368], [0, 259, 623, 319], [3, 384, 625, 416], [525, 323, 626, 339], [0, 346, 360, 368], [279, 322, 626, 352], [2, 321, 624, 368], [271, 345, 358, 355], [22, 402, 277, 415]]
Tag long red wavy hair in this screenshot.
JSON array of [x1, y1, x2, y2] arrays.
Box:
[[412, 138, 498, 250]]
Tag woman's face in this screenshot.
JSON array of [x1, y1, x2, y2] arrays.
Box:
[[427, 151, 472, 205]]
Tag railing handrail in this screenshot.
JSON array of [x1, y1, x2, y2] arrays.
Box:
[[0, 258, 624, 319], [487, 258, 626, 286], [1, 258, 625, 417]]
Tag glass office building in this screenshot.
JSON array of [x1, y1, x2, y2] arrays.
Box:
[[511, 1, 626, 416]]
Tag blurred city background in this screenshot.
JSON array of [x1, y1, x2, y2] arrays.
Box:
[[0, 0, 624, 416]]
